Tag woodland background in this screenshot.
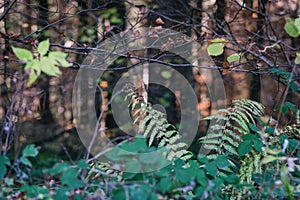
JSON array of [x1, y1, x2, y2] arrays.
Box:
[[0, 0, 299, 199]]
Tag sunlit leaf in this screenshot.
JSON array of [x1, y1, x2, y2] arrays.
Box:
[[211, 38, 227, 43], [49, 52, 70, 67], [111, 16, 122, 24], [28, 71, 38, 86], [295, 17, 300, 31], [161, 70, 171, 79], [37, 39, 50, 56], [207, 43, 224, 56], [284, 22, 299, 37], [295, 52, 300, 64], [227, 53, 240, 63], [12, 46, 33, 61], [40, 57, 61, 76]]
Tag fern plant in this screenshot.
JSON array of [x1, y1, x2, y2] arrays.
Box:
[[124, 85, 192, 162], [199, 99, 265, 199], [199, 99, 264, 161]]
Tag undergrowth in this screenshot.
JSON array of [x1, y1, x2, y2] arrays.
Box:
[[0, 88, 299, 199]]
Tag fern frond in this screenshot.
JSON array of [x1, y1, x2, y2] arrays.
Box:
[[200, 99, 265, 167], [125, 86, 191, 162]]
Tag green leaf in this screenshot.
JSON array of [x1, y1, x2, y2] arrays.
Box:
[[52, 187, 70, 200], [111, 16, 123, 24], [290, 82, 298, 92], [215, 155, 230, 169], [20, 157, 32, 167], [40, 57, 61, 76], [175, 166, 195, 184], [101, 13, 111, 19], [129, 185, 152, 200], [125, 160, 141, 172], [224, 174, 239, 184], [48, 52, 70, 67], [22, 144, 39, 157], [61, 168, 84, 189], [47, 162, 70, 175], [25, 60, 41, 75], [0, 156, 10, 180], [195, 186, 206, 197], [139, 152, 159, 164], [295, 52, 300, 64], [211, 38, 227, 43], [242, 133, 256, 141], [28, 71, 38, 86], [37, 39, 50, 56], [212, 177, 223, 189], [280, 105, 289, 115], [205, 161, 218, 177], [227, 53, 240, 63], [265, 127, 275, 134], [12, 46, 33, 61], [0, 166, 7, 180], [196, 169, 208, 186], [207, 43, 224, 56], [161, 70, 172, 79], [284, 102, 297, 113], [238, 140, 252, 156], [20, 185, 48, 198], [157, 177, 173, 193], [4, 178, 14, 186], [253, 139, 263, 152], [249, 123, 260, 132], [0, 155, 10, 166], [76, 160, 90, 169], [284, 22, 299, 37], [295, 17, 300, 31]]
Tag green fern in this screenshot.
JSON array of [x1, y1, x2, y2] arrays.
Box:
[[200, 99, 264, 200], [87, 161, 123, 181], [199, 99, 264, 162], [124, 86, 192, 162]]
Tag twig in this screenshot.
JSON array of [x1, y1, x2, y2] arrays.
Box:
[[0, 0, 17, 21]]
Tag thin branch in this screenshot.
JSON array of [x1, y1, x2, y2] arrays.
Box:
[[0, 0, 16, 21]]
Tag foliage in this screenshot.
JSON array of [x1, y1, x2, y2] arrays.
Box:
[[1, 98, 300, 199], [124, 85, 192, 162], [207, 38, 226, 56], [12, 39, 70, 86], [2, 1, 300, 199], [199, 99, 264, 160], [284, 16, 300, 68]]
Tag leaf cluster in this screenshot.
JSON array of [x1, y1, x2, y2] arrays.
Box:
[[12, 39, 70, 86]]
